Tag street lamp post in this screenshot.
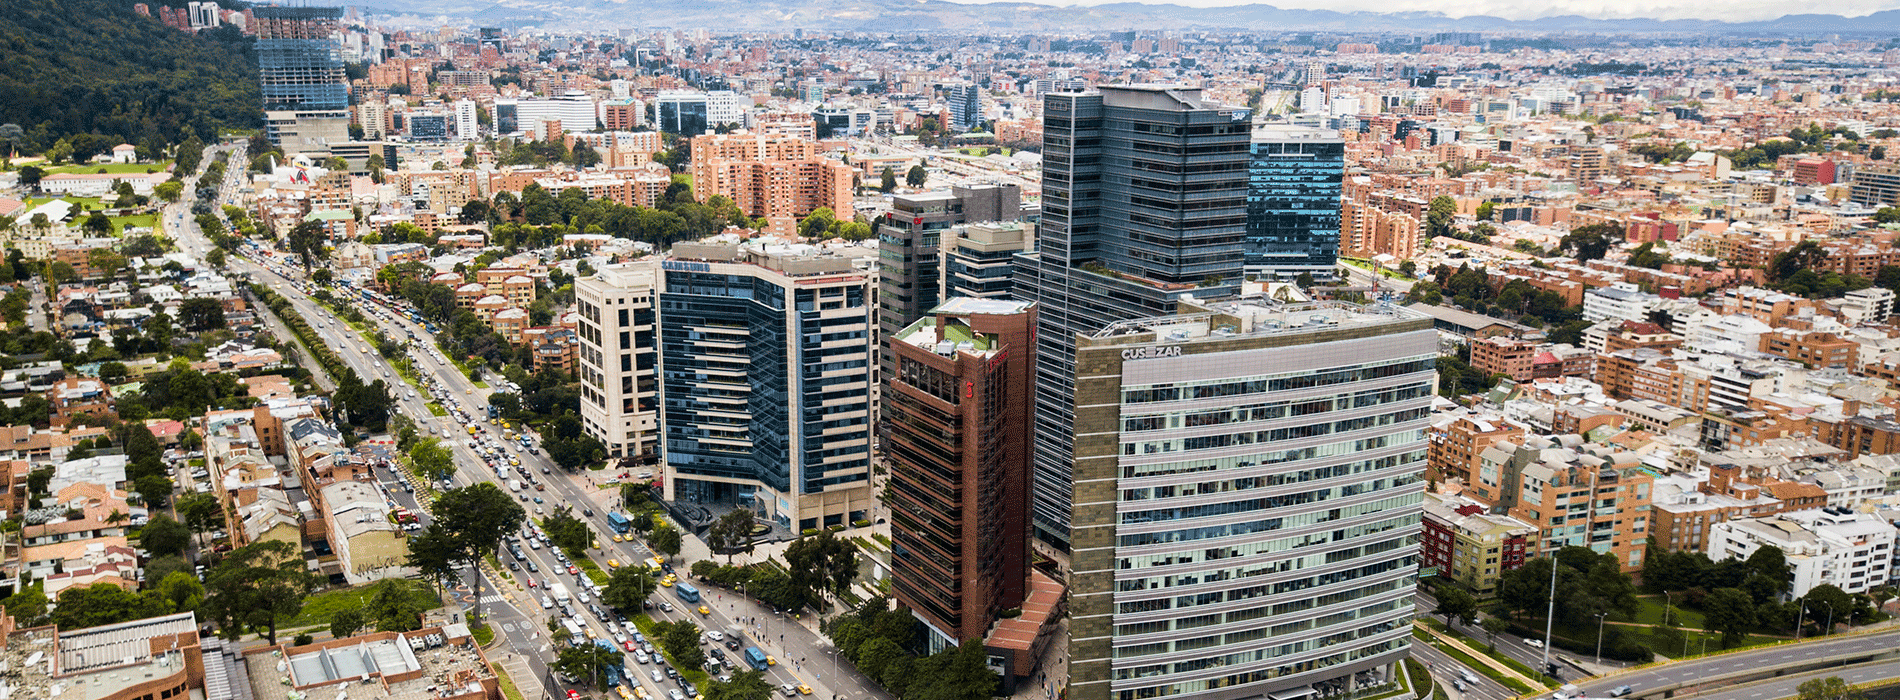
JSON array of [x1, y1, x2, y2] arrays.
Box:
[[1662, 591, 1673, 627], [1822, 601, 1835, 636], [1795, 601, 1807, 640], [1542, 552, 1557, 679], [1594, 613, 1608, 665]]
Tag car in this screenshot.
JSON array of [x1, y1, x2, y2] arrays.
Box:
[[779, 685, 797, 698], [624, 640, 639, 652], [665, 667, 679, 680], [696, 605, 710, 616], [541, 596, 554, 609], [634, 650, 650, 664], [528, 578, 539, 588], [506, 560, 519, 571], [613, 534, 625, 542], [1610, 687, 1633, 698], [651, 671, 664, 683], [669, 691, 684, 700], [707, 631, 724, 642], [1524, 638, 1545, 649], [795, 685, 811, 696], [765, 655, 776, 667], [526, 561, 539, 572], [724, 638, 741, 651], [609, 559, 621, 568], [568, 565, 579, 575], [660, 602, 674, 612]]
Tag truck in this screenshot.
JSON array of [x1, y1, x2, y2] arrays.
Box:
[[509, 480, 523, 492], [550, 582, 573, 604], [743, 647, 768, 672], [607, 512, 632, 534], [562, 619, 586, 646]]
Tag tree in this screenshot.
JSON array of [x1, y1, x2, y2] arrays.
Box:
[[1798, 677, 1868, 700], [544, 506, 590, 553], [1558, 223, 1622, 262], [880, 166, 897, 193], [655, 619, 706, 670], [202, 540, 318, 644], [1476, 201, 1496, 221], [0, 585, 50, 627], [908, 639, 1000, 700], [51, 583, 168, 629], [206, 248, 226, 268], [1702, 587, 1758, 648], [139, 515, 191, 557], [648, 521, 682, 557], [430, 483, 526, 623], [1873, 146, 1888, 161], [155, 180, 184, 202], [1770, 240, 1830, 283], [1426, 195, 1457, 239], [176, 492, 225, 548], [286, 219, 330, 271], [555, 643, 623, 690], [705, 670, 774, 700], [331, 608, 367, 639], [706, 509, 756, 563], [603, 565, 659, 611], [367, 578, 430, 632], [1480, 615, 1510, 651], [906, 164, 928, 187], [178, 297, 227, 331], [410, 437, 455, 481], [1398, 260, 1417, 277], [784, 530, 858, 608], [1801, 584, 1855, 634], [1435, 585, 1479, 627], [154, 571, 205, 612]]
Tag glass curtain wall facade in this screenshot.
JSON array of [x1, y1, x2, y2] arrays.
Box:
[[1244, 126, 1345, 280], [659, 247, 875, 532], [1010, 85, 1252, 548]]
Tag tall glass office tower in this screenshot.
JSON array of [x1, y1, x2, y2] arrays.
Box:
[[1010, 85, 1252, 548], [1245, 126, 1346, 280], [253, 6, 348, 146]]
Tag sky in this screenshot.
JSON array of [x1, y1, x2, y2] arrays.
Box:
[[952, 0, 1900, 22]]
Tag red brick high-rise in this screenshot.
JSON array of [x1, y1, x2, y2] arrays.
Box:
[[888, 298, 1037, 646]]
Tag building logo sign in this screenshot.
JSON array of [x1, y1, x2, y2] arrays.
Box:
[[1121, 346, 1181, 361]]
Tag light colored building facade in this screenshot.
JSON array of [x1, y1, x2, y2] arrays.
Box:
[[576, 262, 663, 464], [1707, 508, 1896, 598], [1067, 298, 1434, 700]]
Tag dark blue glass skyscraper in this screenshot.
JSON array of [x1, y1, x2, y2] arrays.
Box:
[[1244, 125, 1345, 279], [1009, 85, 1252, 548]]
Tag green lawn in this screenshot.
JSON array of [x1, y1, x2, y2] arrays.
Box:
[[286, 579, 440, 628], [472, 622, 496, 646], [23, 196, 157, 232], [427, 402, 447, 417], [41, 161, 172, 175], [1621, 595, 1707, 628]]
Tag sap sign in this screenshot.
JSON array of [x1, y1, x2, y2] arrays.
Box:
[[1121, 346, 1181, 361]]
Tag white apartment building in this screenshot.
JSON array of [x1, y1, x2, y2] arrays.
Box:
[[454, 99, 478, 140], [575, 262, 662, 464], [1582, 282, 1659, 323], [1707, 508, 1896, 597]]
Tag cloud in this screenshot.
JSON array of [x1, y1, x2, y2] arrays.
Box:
[[949, 0, 1900, 22]]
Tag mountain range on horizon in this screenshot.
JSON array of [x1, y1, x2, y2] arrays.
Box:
[[350, 0, 1900, 35]]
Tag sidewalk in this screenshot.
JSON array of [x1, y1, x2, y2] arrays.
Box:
[[1417, 622, 1545, 689]]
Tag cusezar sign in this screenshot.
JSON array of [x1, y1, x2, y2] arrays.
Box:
[[1121, 346, 1182, 361]]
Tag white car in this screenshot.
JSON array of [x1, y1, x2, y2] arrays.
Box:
[[1524, 638, 1545, 649], [650, 670, 664, 683], [633, 650, 650, 664]]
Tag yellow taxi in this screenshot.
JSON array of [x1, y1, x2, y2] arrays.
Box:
[[661, 575, 676, 587], [765, 655, 776, 667], [796, 684, 812, 695], [697, 605, 711, 616], [615, 686, 633, 700], [592, 539, 602, 550], [633, 687, 648, 700], [612, 534, 624, 542], [608, 559, 621, 568]]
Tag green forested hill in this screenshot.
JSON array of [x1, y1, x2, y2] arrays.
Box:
[[0, 0, 260, 156]]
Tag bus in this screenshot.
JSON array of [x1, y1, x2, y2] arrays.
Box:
[[743, 647, 768, 672], [675, 582, 701, 603], [607, 512, 632, 534]]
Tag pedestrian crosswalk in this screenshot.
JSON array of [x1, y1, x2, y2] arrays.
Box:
[[481, 595, 504, 604]]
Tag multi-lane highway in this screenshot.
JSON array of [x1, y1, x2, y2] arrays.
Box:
[[167, 146, 880, 700], [1570, 629, 1900, 700]]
